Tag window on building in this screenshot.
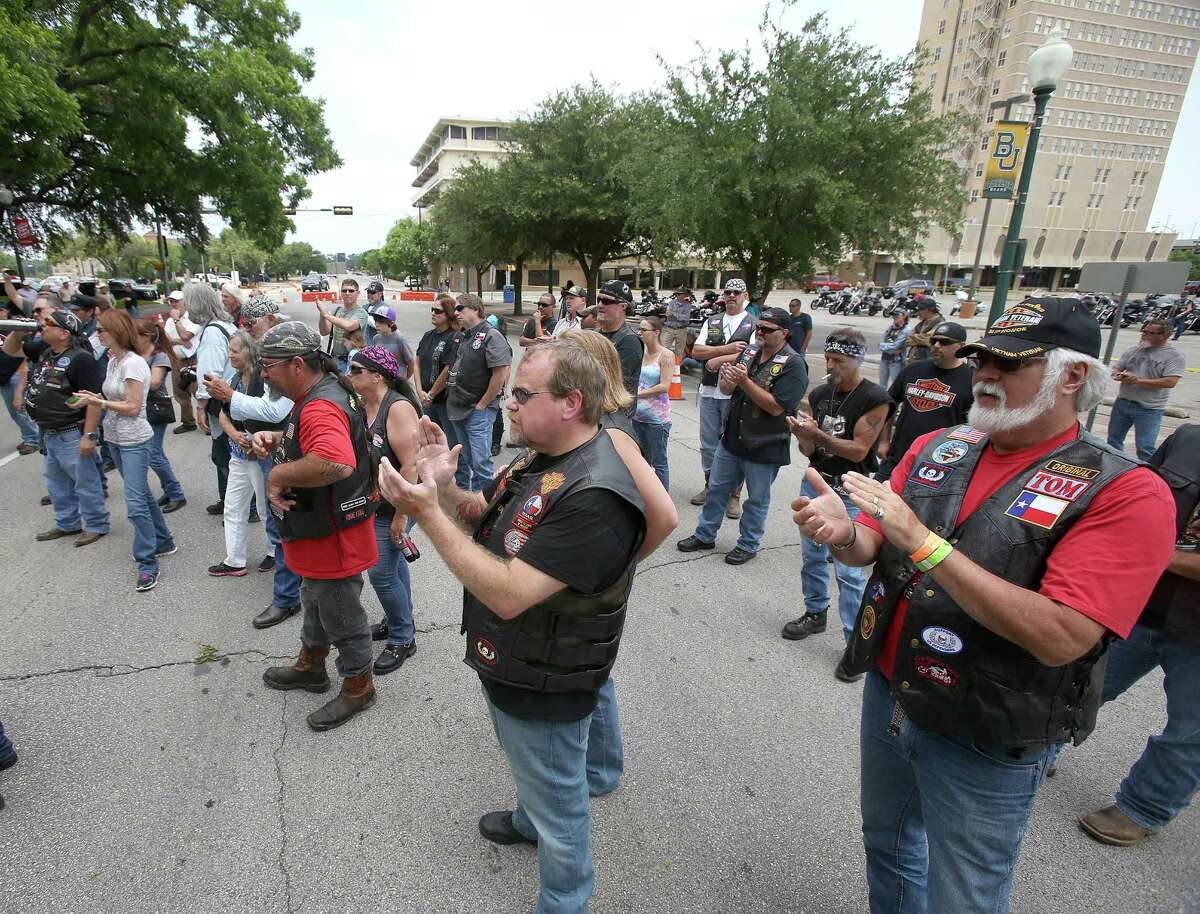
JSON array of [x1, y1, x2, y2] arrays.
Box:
[[976, 162, 985, 176], [981, 135, 990, 150], [1002, 20, 1013, 36], [971, 189, 980, 202], [939, 18, 947, 33], [934, 46, 943, 61], [929, 72, 937, 88], [992, 79, 1001, 95]]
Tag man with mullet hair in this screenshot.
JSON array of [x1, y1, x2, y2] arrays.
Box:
[[791, 297, 1175, 914], [248, 321, 380, 733], [379, 338, 647, 914]]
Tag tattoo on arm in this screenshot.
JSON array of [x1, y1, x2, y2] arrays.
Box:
[[456, 497, 483, 525], [319, 459, 352, 480]]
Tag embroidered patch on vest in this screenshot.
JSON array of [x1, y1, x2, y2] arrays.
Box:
[[1023, 469, 1091, 502], [861, 605, 877, 639], [1043, 459, 1100, 481], [905, 378, 955, 412], [921, 625, 964, 655], [474, 637, 499, 665], [56, 356, 70, 368], [521, 494, 544, 518], [503, 529, 528, 556], [947, 426, 986, 444], [910, 462, 956, 489], [914, 655, 959, 687], [1005, 491, 1070, 529], [770, 363, 782, 376], [540, 472, 566, 495], [869, 581, 885, 602], [931, 440, 969, 465]]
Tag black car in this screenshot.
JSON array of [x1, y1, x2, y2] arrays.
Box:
[[301, 271, 328, 292], [885, 278, 935, 298]]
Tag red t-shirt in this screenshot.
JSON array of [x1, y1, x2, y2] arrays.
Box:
[[858, 423, 1175, 679], [280, 399, 378, 580]]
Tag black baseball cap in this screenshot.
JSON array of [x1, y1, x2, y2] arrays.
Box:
[[366, 280, 384, 294], [959, 297, 1102, 360], [930, 321, 967, 343], [598, 279, 633, 304], [757, 306, 792, 330]]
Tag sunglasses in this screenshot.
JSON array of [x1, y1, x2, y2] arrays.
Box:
[[510, 387, 554, 405], [597, 296, 621, 305], [431, 307, 449, 315], [966, 353, 1047, 373], [930, 338, 959, 347], [340, 288, 357, 294], [454, 305, 467, 312], [348, 365, 370, 375], [755, 324, 782, 334]]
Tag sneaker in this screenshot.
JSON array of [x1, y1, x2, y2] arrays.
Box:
[[782, 611, 827, 640], [16, 442, 38, 455], [677, 535, 716, 553], [161, 499, 187, 514], [374, 640, 417, 675], [724, 546, 756, 565], [835, 657, 864, 683], [173, 423, 197, 435], [136, 571, 159, 592], [155, 543, 179, 558], [208, 562, 247, 577], [689, 486, 708, 506], [257, 555, 276, 573], [206, 501, 224, 516]]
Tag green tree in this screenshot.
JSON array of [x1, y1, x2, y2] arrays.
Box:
[[377, 218, 434, 281], [1169, 248, 1200, 281], [502, 82, 656, 303], [0, 1, 340, 251], [637, 11, 965, 304], [359, 248, 383, 276], [270, 241, 325, 278], [209, 228, 268, 276]]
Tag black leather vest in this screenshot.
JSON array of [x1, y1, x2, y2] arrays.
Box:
[[725, 344, 804, 455], [461, 431, 646, 693], [1142, 424, 1200, 647], [448, 324, 501, 409], [700, 313, 754, 388], [25, 342, 91, 430], [843, 425, 1138, 747], [270, 374, 376, 541], [364, 388, 422, 519]]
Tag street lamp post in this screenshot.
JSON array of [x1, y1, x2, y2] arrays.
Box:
[[988, 30, 1074, 326], [967, 94, 1028, 301]]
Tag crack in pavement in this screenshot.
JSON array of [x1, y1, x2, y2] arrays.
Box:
[[272, 692, 295, 914], [415, 621, 459, 635], [0, 649, 295, 683], [635, 540, 803, 576]]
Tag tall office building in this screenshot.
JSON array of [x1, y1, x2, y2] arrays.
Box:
[[907, 0, 1197, 291]]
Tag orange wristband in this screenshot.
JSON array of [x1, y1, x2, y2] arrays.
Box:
[[909, 531, 942, 565]]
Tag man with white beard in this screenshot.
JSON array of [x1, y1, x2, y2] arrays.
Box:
[[790, 297, 1177, 914]]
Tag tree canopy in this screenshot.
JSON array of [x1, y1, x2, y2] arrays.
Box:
[[375, 218, 434, 281], [270, 241, 326, 278], [0, 0, 339, 251]]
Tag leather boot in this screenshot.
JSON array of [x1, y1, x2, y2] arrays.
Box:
[[726, 483, 743, 519], [1079, 805, 1152, 847], [306, 670, 377, 732], [262, 644, 331, 693], [690, 474, 709, 506]]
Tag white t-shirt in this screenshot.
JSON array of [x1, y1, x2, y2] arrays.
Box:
[[699, 310, 754, 400], [164, 314, 199, 358], [552, 316, 583, 338], [102, 351, 153, 445]]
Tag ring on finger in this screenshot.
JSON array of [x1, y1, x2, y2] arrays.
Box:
[[874, 506, 886, 520]]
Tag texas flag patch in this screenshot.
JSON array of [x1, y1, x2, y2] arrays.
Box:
[[1005, 490, 1070, 530]]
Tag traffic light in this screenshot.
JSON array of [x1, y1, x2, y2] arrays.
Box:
[[333, 206, 353, 216], [283, 207, 297, 215]]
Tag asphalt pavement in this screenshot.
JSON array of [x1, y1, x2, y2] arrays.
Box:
[[0, 282, 1196, 913]]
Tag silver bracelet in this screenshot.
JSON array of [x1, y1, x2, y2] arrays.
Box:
[[830, 525, 857, 551]]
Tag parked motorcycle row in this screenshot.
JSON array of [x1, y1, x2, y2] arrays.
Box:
[[1085, 292, 1200, 334]]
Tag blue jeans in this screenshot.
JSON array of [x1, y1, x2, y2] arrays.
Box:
[[632, 420, 670, 490], [427, 402, 467, 488], [860, 671, 1057, 914], [43, 427, 110, 534], [1106, 397, 1165, 463], [260, 458, 301, 609], [2, 375, 39, 446], [485, 691, 595, 914], [0, 719, 14, 764], [878, 358, 904, 394], [449, 406, 497, 492], [1101, 623, 1200, 830], [110, 440, 175, 575], [368, 514, 415, 645], [697, 395, 731, 476], [587, 678, 623, 797], [800, 477, 869, 639], [149, 423, 185, 502], [693, 443, 779, 554]]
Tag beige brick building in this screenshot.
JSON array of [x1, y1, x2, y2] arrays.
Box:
[[895, 0, 1197, 292]]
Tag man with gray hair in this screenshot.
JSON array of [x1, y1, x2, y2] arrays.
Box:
[[378, 338, 647, 914], [445, 293, 511, 490], [1107, 317, 1185, 462], [791, 297, 1175, 914]]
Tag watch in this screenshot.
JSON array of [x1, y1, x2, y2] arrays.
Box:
[[85, 431, 100, 442]]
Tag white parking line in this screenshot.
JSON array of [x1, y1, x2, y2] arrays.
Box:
[[0, 450, 21, 469]]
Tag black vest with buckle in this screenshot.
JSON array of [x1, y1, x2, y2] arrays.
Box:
[[700, 313, 754, 388], [461, 431, 646, 693], [843, 425, 1138, 747], [25, 342, 92, 430], [271, 373, 376, 542], [1142, 424, 1200, 647], [724, 343, 804, 456]]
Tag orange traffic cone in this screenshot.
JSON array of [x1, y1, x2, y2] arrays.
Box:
[[669, 355, 684, 401]]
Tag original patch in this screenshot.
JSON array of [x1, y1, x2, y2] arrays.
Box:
[[1044, 459, 1100, 481], [540, 472, 566, 495], [931, 440, 969, 465], [521, 494, 544, 518], [869, 581, 885, 602], [503, 529, 528, 556], [1023, 469, 1091, 502], [921, 625, 964, 655], [905, 378, 955, 412], [861, 605, 877, 639], [914, 655, 959, 688], [56, 356, 71, 368], [339, 496, 367, 512], [1005, 491, 1070, 530], [474, 637, 499, 666], [947, 426, 987, 444], [909, 462, 956, 490], [990, 303, 1045, 332]]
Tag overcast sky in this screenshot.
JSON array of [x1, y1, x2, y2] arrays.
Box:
[[239, 0, 1199, 254]]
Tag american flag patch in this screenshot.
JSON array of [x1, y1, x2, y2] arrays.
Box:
[[947, 426, 986, 444]]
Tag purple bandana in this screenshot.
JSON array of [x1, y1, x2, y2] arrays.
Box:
[[351, 345, 400, 379]]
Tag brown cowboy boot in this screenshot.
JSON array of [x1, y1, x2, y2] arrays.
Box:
[[726, 483, 744, 519], [262, 644, 331, 693], [306, 670, 377, 732]]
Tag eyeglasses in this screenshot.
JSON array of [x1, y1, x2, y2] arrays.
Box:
[[755, 324, 782, 335], [260, 357, 294, 372], [966, 353, 1047, 373], [510, 387, 555, 405]]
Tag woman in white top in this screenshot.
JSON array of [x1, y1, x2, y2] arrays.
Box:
[[74, 310, 176, 593]]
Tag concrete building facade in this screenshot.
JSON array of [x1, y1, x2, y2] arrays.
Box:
[[895, 0, 1197, 291]]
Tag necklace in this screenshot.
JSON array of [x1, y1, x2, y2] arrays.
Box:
[[826, 378, 863, 422]]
